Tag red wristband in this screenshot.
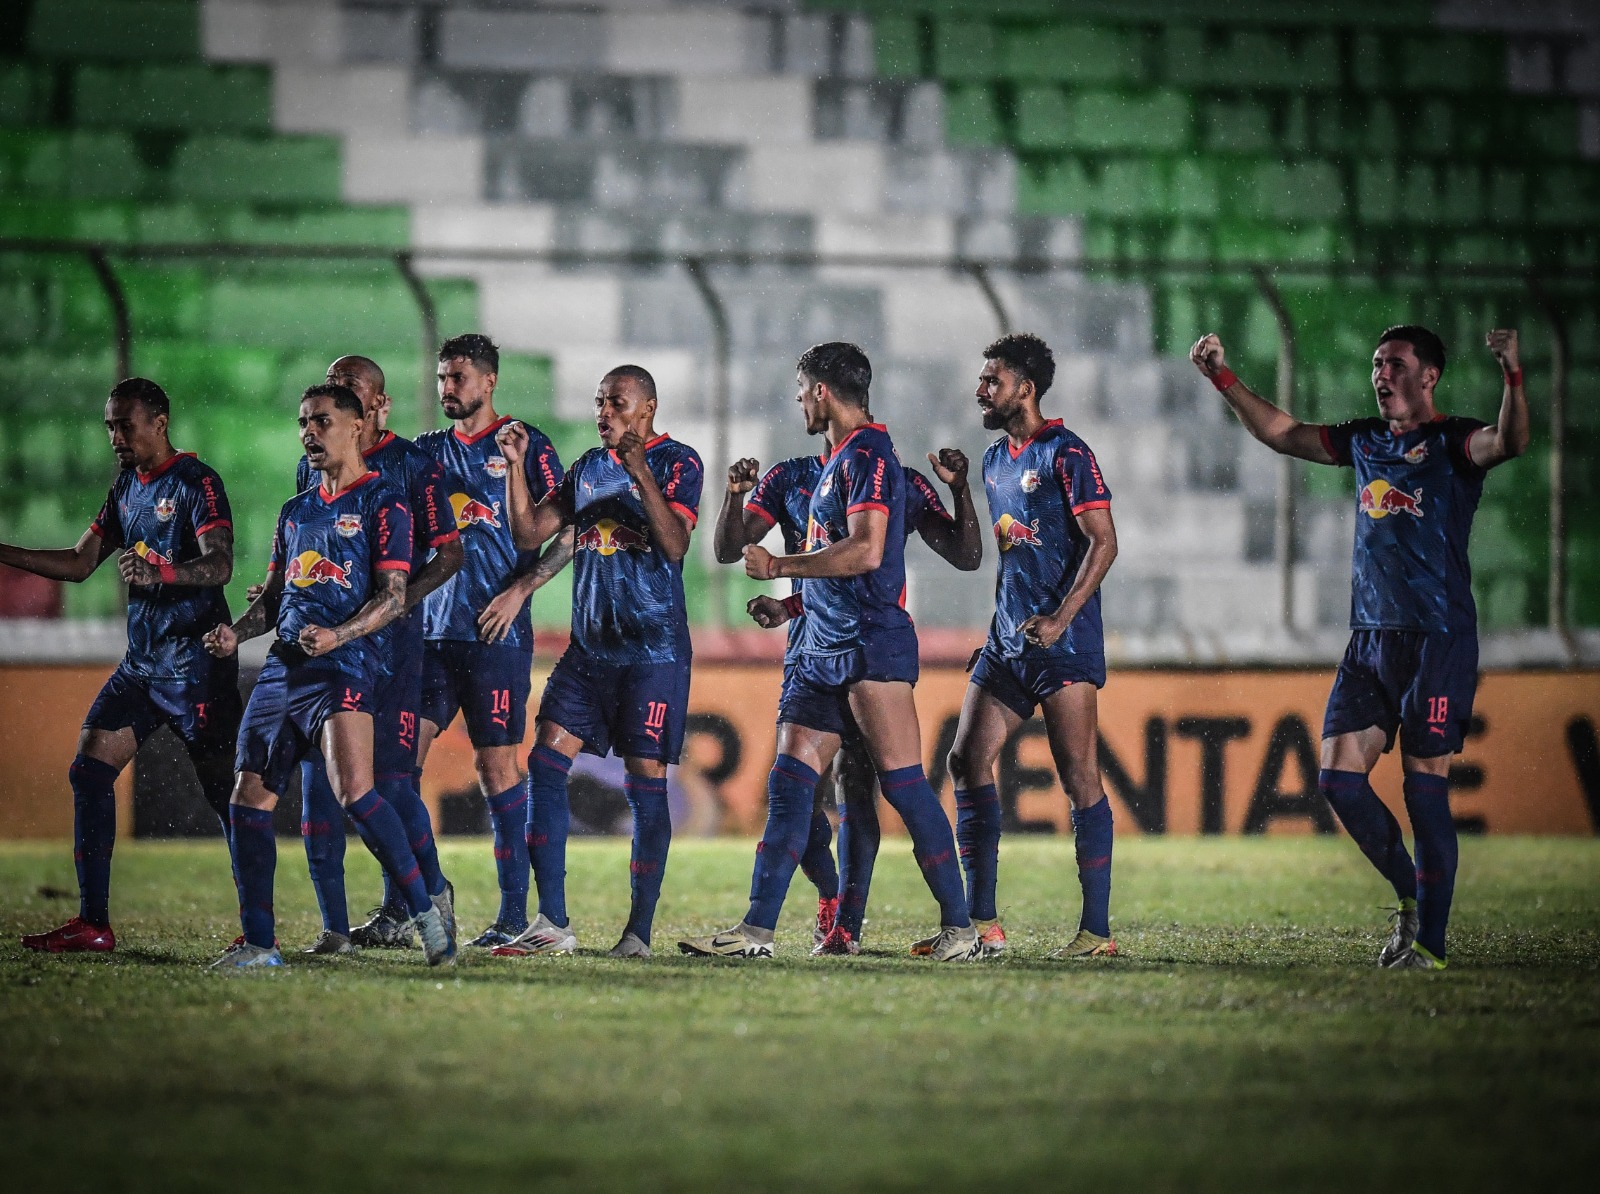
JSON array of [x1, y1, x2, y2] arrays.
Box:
[[1504, 368, 1523, 388], [781, 594, 804, 619], [1209, 367, 1239, 392], [157, 561, 178, 584]]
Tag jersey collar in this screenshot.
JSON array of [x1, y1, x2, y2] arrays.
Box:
[[319, 470, 381, 503], [136, 451, 194, 483], [453, 415, 512, 446], [608, 431, 670, 465], [830, 422, 886, 457], [363, 430, 396, 458], [1007, 419, 1062, 460]]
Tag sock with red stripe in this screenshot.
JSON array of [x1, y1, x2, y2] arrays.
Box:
[[1319, 768, 1416, 903], [623, 774, 672, 945], [836, 782, 880, 940], [70, 755, 120, 928], [1404, 772, 1457, 960], [745, 754, 820, 931], [299, 758, 349, 936], [877, 764, 970, 929], [378, 773, 446, 899], [799, 802, 839, 900], [526, 745, 573, 928], [345, 790, 430, 917], [229, 803, 277, 949], [486, 780, 530, 930], [1071, 796, 1114, 938], [955, 784, 1001, 922]]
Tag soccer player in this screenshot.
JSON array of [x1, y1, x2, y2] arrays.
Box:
[[288, 356, 464, 955], [944, 334, 1120, 960], [1190, 326, 1528, 970], [495, 364, 701, 958], [678, 342, 977, 961], [9, 379, 239, 953], [412, 334, 571, 949], [203, 383, 454, 971], [713, 441, 982, 956]]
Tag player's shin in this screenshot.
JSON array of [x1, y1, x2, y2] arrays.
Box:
[[69, 755, 120, 928], [799, 805, 839, 900], [345, 791, 430, 917], [301, 759, 350, 936], [836, 786, 880, 940], [623, 774, 672, 945], [485, 779, 530, 929], [229, 804, 278, 949], [1403, 773, 1457, 961], [526, 746, 574, 928], [1319, 769, 1417, 902], [955, 784, 1001, 922], [1070, 796, 1114, 939], [877, 765, 970, 928], [378, 772, 446, 897], [746, 755, 820, 931]]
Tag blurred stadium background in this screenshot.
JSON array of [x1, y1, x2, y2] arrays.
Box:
[[0, 0, 1596, 840]]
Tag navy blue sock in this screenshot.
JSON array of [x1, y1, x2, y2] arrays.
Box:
[[1404, 772, 1457, 960], [378, 773, 446, 897], [486, 781, 530, 929], [955, 784, 1001, 922], [345, 791, 430, 917], [878, 764, 970, 929], [745, 754, 819, 931], [1071, 796, 1114, 938], [69, 755, 120, 927], [799, 802, 840, 900], [836, 783, 880, 940], [526, 746, 573, 927], [1319, 768, 1417, 902], [229, 804, 277, 949], [300, 758, 349, 935], [623, 774, 672, 945]]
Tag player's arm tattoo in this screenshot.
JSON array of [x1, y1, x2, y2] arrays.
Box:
[[167, 525, 234, 588], [526, 525, 575, 592], [404, 535, 464, 613], [0, 528, 115, 583], [230, 570, 285, 644], [330, 569, 408, 648]]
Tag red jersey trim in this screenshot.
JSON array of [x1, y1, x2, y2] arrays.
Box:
[[136, 451, 196, 484], [453, 415, 513, 446], [670, 501, 698, 529], [1007, 419, 1063, 460], [744, 503, 778, 529], [375, 560, 412, 573], [847, 501, 890, 517], [363, 431, 397, 458], [428, 528, 462, 549], [832, 423, 888, 456], [1317, 425, 1339, 463], [194, 518, 233, 537], [266, 561, 281, 572], [319, 471, 382, 503], [1070, 499, 1111, 516], [88, 520, 105, 538]]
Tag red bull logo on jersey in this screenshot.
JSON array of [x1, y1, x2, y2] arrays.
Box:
[[1020, 469, 1041, 493], [993, 513, 1043, 551], [154, 498, 176, 522], [1358, 479, 1425, 519], [334, 513, 362, 538], [575, 518, 651, 556], [484, 456, 508, 479], [451, 492, 502, 530], [804, 516, 833, 552], [1404, 443, 1429, 464], [285, 551, 354, 588], [133, 541, 171, 566]]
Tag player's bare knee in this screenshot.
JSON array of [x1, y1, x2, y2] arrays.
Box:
[[475, 745, 524, 794], [623, 756, 667, 781], [232, 773, 277, 811]]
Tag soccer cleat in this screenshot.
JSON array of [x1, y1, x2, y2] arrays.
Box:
[[209, 941, 285, 972], [1049, 929, 1118, 959], [302, 930, 355, 956], [677, 924, 774, 959], [1378, 900, 1420, 968], [924, 924, 980, 962], [467, 921, 526, 948], [1386, 943, 1447, 971], [413, 906, 456, 967], [975, 919, 1008, 958], [431, 880, 456, 945], [350, 905, 414, 949], [813, 896, 839, 948], [21, 917, 115, 954], [490, 914, 578, 957], [909, 930, 939, 957], [811, 924, 859, 956], [608, 932, 652, 958]]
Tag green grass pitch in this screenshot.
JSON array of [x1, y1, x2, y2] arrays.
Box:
[[2, 836, 1597, 1192]]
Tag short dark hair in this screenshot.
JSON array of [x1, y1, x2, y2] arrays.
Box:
[[301, 382, 365, 419], [438, 333, 499, 375], [108, 377, 169, 418], [796, 342, 871, 407], [603, 364, 657, 402], [983, 333, 1055, 399], [1378, 325, 1447, 378]]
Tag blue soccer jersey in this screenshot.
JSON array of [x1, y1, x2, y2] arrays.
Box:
[[298, 431, 458, 566], [90, 452, 233, 683], [416, 416, 563, 650], [1320, 415, 1488, 633], [982, 419, 1111, 662], [267, 473, 412, 686], [792, 423, 910, 659], [556, 434, 703, 665]]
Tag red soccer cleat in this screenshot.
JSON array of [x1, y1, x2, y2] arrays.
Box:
[[811, 924, 859, 956], [813, 896, 840, 948], [21, 917, 115, 954]]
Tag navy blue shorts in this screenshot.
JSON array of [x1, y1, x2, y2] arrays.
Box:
[[421, 639, 532, 749], [84, 656, 242, 757], [374, 615, 425, 779], [778, 653, 862, 741], [236, 654, 375, 796], [1324, 629, 1478, 758], [537, 644, 691, 764], [970, 645, 1105, 720]]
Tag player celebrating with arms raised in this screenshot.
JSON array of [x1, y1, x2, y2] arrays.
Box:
[[944, 333, 1121, 959], [1191, 325, 1528, 970], [497, 365, 702, 958], [204, 384, 454, 971], [9, 379, 240, 953]]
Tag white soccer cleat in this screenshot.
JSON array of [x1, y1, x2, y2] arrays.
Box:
[[209, 941, 285, 973], [413, 906, 456, 967], [1378, 900, 1420, 967], [608, 932, 652, 958], [491, 914, 578, 956], [925, 924, 980, 962], [677, 923, 773, 959]]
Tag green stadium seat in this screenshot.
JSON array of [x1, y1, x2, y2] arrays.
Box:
[[1015, 86, 1070, 149], [1400, 34, 1504, 94], [1070, 90, 1192, 152], [934, 20, 1000, 82], [72, 65, 273, 133], [1530, 166, 1598, 228], [873, 16, 924, 79], [0, 64, 52, 128], [1003, 23, 1145, 84], [27, 1, 200, 64], [944, 84, 1003, 145], [1235, 160, 1343, 224], [1169, 158, 1219, 218], [218, 206, 411, 248], [169, 136, 343, 205], [1202, 98, 1274, 154]]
